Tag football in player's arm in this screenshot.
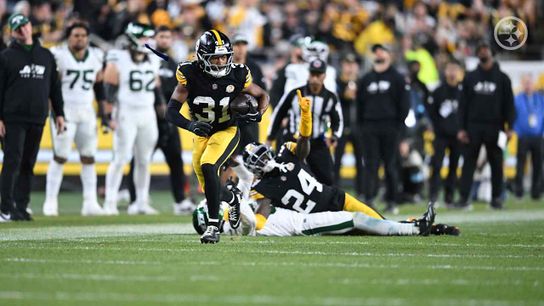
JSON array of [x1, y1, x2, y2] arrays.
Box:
[[165, 30, 268, 244]]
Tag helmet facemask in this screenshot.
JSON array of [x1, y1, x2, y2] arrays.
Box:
[[197, 42, 233, 78], [243, 143, 275, 177]]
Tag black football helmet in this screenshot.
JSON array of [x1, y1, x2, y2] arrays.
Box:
[[125, 22, 155, 53], [195, 30, 233, 78], [242, 142, 275, 177]]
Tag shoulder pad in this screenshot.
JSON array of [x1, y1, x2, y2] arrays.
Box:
[[231, 63, 252, 89], [105, 49, 124, 63], [176, 61, 193, 86]]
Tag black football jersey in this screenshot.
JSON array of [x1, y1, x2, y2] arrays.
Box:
[[251, 143, 344, 213], [176, 61, 253, 133]]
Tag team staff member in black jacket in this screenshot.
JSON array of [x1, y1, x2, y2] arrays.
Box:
[[0, 14, 65, 221], [457, 42, 515, 210], [267, 59, 343, 186], [427, 59, 463, 205], [356, 44, 410, 214]]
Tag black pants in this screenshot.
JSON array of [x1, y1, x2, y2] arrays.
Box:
[[459, 124, 504, 203], [1, 122, 44, 214], [236, 122, 259, 154], [429, 135, 460, 203], [360, 124, 400, 204], [306, 139, 334, 186], [515, 136, 543, 199], [334, 129, 363, 194], [128, 122, 186, 203]]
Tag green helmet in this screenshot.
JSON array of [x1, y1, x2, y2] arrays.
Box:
[[192, 200, 227, 235], [125, 22, 155, 53]]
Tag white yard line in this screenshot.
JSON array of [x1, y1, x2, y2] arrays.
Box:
[[4, 257, 544, 272], [4, 244, 543, 259], [0, 290, 538, 306], [0, 209, 543, 242]]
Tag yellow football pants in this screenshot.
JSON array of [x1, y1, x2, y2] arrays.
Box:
[[192, 126, 240, 189], [343, 193, 385, 220]]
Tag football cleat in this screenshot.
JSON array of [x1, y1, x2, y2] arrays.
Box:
[[200, 225, 220, 244], [173, 199, 196, 215], [415, 202, 436, 236], [81, 201, 106, 216], [43, 199, 59, 217], [103, 201, 120, 216], [225, 179, 242, 229], [431, 223, 461, 236], [0, 212, 11, 223]]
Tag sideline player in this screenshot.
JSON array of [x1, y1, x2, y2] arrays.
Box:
[[43, 21, 105, 216], [101, 23, 162, 215], [166, 30, 269, 243]]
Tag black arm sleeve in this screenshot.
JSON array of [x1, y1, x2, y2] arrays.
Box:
[[49, 59, 65, 117], [166, 99, 192, 130], [94, 81, 106, 101], [502, 74, 516, 130], [104, 83, 119, 104], [267, 89, 296, 140], [355, 78, 366, 125], [0, 55, 5, 120], [329, 95, 344, 139], [426, 88, 440, 128], [397, 74, 410, 136], [458, 77, 469, 130]]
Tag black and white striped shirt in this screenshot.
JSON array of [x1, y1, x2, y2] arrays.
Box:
[[268, 85, 343, 140]]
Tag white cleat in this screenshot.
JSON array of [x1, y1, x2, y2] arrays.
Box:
[[127, 203, 140, 215], [42, 199, 59, 217], [128, 203, 159, 215], [173, 199, 196, 215], [103, 201, 119, 216], [81, 201, 107, 216], [140, 203, 159, 215]]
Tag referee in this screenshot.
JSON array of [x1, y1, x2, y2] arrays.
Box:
[[267, 59, 343, 185], [0, 14, 65, 221]]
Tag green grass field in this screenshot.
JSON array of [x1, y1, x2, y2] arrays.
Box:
[[1, 191, 543, 306]]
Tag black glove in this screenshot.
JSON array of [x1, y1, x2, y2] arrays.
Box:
[[237, 104, 262, 123], [188, 121, 212, 137]]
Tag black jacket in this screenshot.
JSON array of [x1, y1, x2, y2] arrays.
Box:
[[0, 40, 64, 124], [356, 66, 410, 128], [427, 83, 462, 137], [459, 62, 515, 130]]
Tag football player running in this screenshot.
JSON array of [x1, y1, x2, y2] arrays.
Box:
[[43, 21, 106, 216], [101, 23, 163, 215], [166, 30, 269, 244]]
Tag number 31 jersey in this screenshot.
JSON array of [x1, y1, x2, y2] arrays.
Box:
[[251, 143, 344, 214], [51, 45, 104, 107], [176, 61, 252, 133], [106, 49, 161, 107]]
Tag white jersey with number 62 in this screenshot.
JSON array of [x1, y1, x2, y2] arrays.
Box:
[[106, 49, 161, 108], [51, 45, 104, 107]]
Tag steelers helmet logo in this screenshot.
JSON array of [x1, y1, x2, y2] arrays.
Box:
[[226, 85, 235, 93], [494, 16, 528, 51]]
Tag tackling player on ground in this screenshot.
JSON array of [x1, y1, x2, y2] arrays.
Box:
[[166, 30, 269, 244], [43, 21, 106, 216]]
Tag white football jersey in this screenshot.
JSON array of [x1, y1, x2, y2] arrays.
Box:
[[51, 45, 104, 106], [284, 63, 337, 95], [106, 49, 160, 107]]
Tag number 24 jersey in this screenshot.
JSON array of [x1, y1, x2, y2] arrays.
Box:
[[176, 61, 252, 133], [251, 143, 344, 214]]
